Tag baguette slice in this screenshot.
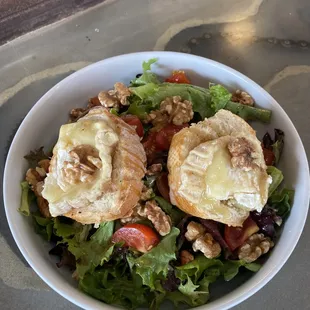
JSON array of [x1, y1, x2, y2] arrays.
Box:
[[168, 110, 271, 227], [42, 107, 146, 224]]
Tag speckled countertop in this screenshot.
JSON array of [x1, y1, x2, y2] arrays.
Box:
[[1, 0, 310, 309]]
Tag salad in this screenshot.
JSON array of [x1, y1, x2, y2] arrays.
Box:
[[19, 59, 294, 309]]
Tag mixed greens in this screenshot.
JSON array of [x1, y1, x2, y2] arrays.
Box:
[[127, 59, 271, 122], [19, 59, 294, 309]]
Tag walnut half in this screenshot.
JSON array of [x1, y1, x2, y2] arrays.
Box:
[[137, 200, 172, 236], [231, 90, 254, 106], [98, 82, 131, 110], [120, 200, 172, 236], [140, 185, 155, 201], [185, 221, 206, 241], [228, 137, 260, 171], [185, 221, 221, 259], [180, 250, 194, 265], [146, 96, 194, 132], [192, 233, 221, 259], [26, 166, 51, 218], [61, 145, 102, 185], [238, 233, 274, 263]]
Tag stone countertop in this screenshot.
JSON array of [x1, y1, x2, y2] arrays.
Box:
[[0, 0, 309, 309]]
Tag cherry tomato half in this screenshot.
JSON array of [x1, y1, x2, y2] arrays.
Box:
[[121, 115, 144, 137], [142, 131, 159, 162], [165, 70, 191, 84], [224, 217, 259, 251], [111, 223, 160, 253], [155, 124, 189, 151], [156, 172, 170, 202]]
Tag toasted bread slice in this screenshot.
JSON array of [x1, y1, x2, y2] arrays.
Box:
[[42, 107, 146, 224], [168, 110, 270, 227]]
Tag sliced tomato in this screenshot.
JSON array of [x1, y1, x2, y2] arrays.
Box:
[[155, 124, 188, 151], [165, 70, 191, 84], [111, 223, 160, 253], [142, 131, 159, 163], [224, 217, 259, 251], [156, 172, 170, 202], [262, 147, 275, 166], [121, 115, 144, 137]]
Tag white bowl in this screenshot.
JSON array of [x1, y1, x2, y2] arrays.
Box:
[[3, 51, 310, 310]]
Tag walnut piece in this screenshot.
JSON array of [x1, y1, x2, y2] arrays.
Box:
[[180, 250, 194, 265], [137, 200, 172, 236], [120, 200, 171, 236], [25, 168, 51, 218], [38, 159, 50, 173], [69, 97, 101, 123], [146, 96, 194, 131], [185, 221, 221, 259], [192, 233, 222, 259], [98, 91, 120, 109], [146, 163, 163, 176], [37, 196, 51, 218], [228, 137, 260, 171], [69, 108, 90, 123], [113, 82, 131, 105], [231, 90, 254, 106], [61, 145, 102, 185], [88, 96, 101, 108], [120, 203, 144, 225], [98, 82, 131, 109], [185, 221, 206, 241], [238, 233, 274, 263], [35, 167, 46, 178], [26, 168, 44, 189], [140, 185, 155, 201]]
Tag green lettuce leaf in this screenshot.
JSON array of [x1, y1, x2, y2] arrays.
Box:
[[126, 85, 159, 118], [110, 108, 119, 115], [79, 265, 149, 309], [129, 227, 179, 289], [269, 188, 294, 218], [267, 166, 284, 196], [53, 218, 80, 238], [209, 84, 270, 122], [130, 58, 160, 86], [129, 82, 271, 122], [154, 196, 185, 225], [142, 58, 158, 72], [150, 292, 167, 310], [55, 220, 115, 279], [130, 83, 213, 119], [178, 276, 205, 306], [32, 212, 54, 241], [222, 260, 261, 281], [173, 256, 223, 307], [209, 84, 232, 112], [166, 290, 197, 308], [19, 181, 33, 216], [272, 129, 284, 164], [176, 255, 223, 282]]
